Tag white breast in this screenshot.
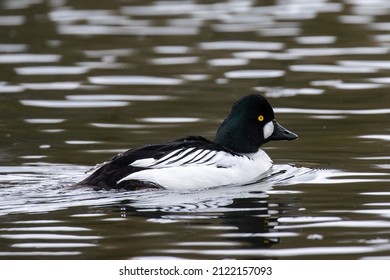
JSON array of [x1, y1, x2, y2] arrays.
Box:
[[118, 149, 273, 190]]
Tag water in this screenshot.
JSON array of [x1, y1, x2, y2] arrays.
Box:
[[0, 0, 389, 259]]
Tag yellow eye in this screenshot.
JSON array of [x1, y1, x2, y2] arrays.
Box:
[[258, 115, 264, 122]]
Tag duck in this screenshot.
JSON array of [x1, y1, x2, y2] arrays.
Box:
[[75, 93, 298, 190]]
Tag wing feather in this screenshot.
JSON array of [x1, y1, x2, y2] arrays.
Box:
[[130, 147, 231, 169], [151, 148, 185, 166]]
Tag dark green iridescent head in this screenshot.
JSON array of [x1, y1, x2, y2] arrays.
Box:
[[215, 94, 298, 153]]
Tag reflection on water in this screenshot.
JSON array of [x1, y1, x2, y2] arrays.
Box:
[[0, 0, 390, 259], [1, 163, 389, 259], [20, 100, 129, 108], [88, 76, 184, 85]]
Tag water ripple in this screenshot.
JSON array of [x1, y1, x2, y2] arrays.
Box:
[[289, 64, 377, 73], [225, 69, 285, 79], [276, 220, 390, 230], [20, 100, 129, 108], [339, 60, 390, 69], [22, 82, 80, 90], [84, 48, 133, 58], [358, 134, 390, 141], [275, 108, 390, 115], [153, 46, 191, 54], [288, 47, 389, 56], [0, 83, 24, 93], [311, 79, 382, 90], [0, 54, 61, 63], [88, 75, 184, 85], [0, 15, 25, 25], [58, 25, 199, 36], [66, 94, 172, 101], [139, 117, 201, 123], [24, 119, 65, 124], [199, 41, 283, 51], [0, 44, 27, 52], [208, 58, 248, 66], [255, 87, 324, 97], [149, 56, 199, 65], [15, 66, 88, 75], [156, 244, 390, 258], [12, 243, 97, 248], [295, 36, 336, 44]]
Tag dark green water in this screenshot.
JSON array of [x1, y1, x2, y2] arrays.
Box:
[[0, 0, 389, 259]]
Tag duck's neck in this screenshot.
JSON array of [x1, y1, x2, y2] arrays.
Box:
[[215, 119, 259, 154]]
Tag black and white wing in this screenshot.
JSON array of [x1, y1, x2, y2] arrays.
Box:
[[76, 136, 237, 189]]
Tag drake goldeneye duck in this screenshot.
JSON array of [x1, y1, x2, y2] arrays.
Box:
[[76, 94, 298, 190]]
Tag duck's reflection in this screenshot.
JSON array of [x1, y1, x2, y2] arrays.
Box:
[[219, 196, 280, 249], [115, 187, 294, 254]]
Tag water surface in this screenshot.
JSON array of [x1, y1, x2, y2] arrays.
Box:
[[0, 0, 389, 259]]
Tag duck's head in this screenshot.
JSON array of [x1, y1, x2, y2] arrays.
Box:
[[215, 93, 298, 153]]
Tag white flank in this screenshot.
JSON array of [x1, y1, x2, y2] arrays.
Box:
[[118, 149, 273, 189]]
